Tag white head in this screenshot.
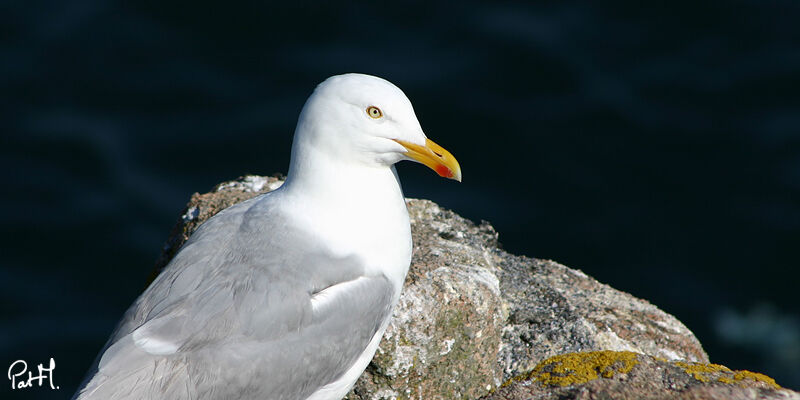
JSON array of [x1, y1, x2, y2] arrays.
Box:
[[287, 73, 461, 183]]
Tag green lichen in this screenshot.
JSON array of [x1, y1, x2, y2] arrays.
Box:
[[420, 306, 497, 399], [503, 351, 640, 388], [673, 361, 780, 389], [368, 303, 499, 400]]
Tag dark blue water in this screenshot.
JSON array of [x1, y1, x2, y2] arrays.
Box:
[[2, 1, 799, 398]]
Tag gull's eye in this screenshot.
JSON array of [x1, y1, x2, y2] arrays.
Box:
[[366, 106, 383, 119]]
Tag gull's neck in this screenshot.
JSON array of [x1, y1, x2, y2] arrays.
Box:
[[277, 143, 412, 288], [282, 141, 405, 208]]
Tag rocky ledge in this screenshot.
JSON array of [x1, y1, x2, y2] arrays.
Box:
[[153, 175, 798, 400]]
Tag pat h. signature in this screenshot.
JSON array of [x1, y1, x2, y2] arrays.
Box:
[[7, 358, 59, 390]]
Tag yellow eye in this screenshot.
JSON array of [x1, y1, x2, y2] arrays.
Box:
[[366, 106, 383, 119]]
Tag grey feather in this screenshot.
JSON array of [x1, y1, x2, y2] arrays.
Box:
[[75, 193, 396, 400]]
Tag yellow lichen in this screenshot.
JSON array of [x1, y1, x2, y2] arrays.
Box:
[[507, 351, 640, 387], [673, 361, 731, 382], [717, 376, 735, 384], [498, 353, 783, 393], [674, 361, 780, 389], [733, 370, 780, 389]]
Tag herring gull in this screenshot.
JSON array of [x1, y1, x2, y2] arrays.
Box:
[[74, 73, 461, 400]]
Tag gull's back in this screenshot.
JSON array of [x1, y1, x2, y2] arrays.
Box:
[[74, 191, 396, 400]]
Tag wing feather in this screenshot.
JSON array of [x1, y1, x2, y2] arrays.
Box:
[[75, 194, 397, 400]]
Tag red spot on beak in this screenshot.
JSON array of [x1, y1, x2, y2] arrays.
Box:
[[435, 164, 452, 178]]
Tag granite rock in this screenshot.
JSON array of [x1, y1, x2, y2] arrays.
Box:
[[150, 175, 793, 400]]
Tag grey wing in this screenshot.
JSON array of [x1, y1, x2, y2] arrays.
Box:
[[75, 195, 397, 400]]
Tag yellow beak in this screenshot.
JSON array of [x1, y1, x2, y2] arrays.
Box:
[[393, 138, 462, 182]]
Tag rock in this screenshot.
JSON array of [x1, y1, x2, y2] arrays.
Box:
[[152, 175, 795, 400], [481, 351, 799, 400]]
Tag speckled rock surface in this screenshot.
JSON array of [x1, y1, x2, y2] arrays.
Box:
[[495, 255, 708, 379], [152, 175, 785, 400], [345, 200, 708, 400], [482, 351, 799, 400]]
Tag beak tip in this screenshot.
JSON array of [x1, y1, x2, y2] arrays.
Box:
[[395, 137, 462, 183]]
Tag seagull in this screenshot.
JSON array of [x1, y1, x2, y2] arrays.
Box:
[[74, 73, 461, 400]]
